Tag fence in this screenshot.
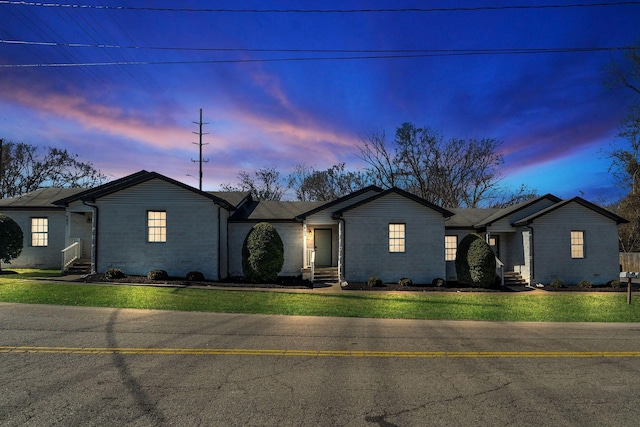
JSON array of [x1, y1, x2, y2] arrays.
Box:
[[620, 252, 640, 272]]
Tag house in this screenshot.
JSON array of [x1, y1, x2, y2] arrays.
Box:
[[0, 170, 627, 285]]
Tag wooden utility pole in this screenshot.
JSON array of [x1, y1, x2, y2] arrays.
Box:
[[191, 109, 209, 190]]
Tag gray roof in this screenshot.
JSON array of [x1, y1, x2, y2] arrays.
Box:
[[513, 197, 628, 226], [54, 170, 236, 211], [445, 208, 501, 228], [0, 187, 86, 210], [231, 200, 325, 221], [208, 191, 251, 208]]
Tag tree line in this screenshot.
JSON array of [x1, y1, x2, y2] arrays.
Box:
[[605, 43, 640, 252], [222, 123, 537, 209], [0, 139, 106, 199]]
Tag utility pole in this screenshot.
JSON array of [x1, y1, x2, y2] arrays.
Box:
[[191, 109, 209, 190]]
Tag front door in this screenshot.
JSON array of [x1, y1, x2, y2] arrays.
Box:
[[314, 229, 332, 267]]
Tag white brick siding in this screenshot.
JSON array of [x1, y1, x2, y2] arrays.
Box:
[[95, 179, 224, 279]]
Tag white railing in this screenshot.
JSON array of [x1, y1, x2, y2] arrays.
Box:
[[496, 257, 505, 287], [305, 248, 314, 268], [306, 249, 316, 282], [61, 239, 82, 272]]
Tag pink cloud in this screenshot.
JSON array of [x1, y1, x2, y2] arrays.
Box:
[[0, 79, 188, 150]]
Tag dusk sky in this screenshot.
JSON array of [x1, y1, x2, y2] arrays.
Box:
[[1, 1, 639, 202]]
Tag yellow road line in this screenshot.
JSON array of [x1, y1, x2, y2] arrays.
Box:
[[1, 346, 640, 358]]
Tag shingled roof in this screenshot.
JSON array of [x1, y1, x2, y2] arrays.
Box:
[[0, 187, 85, 210], [231, 200, 325, 222]]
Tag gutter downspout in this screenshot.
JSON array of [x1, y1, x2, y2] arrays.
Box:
[[217, 205, 222, 281], [339, 217, 346, 285], [82, 200, 98, 274], [525, 224, 534, 284]]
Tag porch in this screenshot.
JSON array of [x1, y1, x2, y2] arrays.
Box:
[[301, 223, 341, 283]]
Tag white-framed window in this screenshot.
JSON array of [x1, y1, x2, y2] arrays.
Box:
[[445, 235, 457, 261], [148, 211, 167, 243], [389, 223, 405, 253], [31, 217, 48, 247], [571, 231, 584, 259]]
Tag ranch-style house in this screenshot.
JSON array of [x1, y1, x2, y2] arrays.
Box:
[[0, 170, 627, 286]]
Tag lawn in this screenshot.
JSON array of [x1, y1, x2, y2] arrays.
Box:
[[1, 272, 639, 322]]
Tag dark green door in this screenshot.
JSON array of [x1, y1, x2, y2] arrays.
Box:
[[314, 229, 332, 267]]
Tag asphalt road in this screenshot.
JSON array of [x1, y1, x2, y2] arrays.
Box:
[[1, 303, 639, 426]]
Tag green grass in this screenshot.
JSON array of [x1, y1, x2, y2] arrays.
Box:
[[0, 268, 62, 278], [1, 275, 639, 321]]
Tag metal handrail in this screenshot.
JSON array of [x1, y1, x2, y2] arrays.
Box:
[[61, 240, 82, 272]]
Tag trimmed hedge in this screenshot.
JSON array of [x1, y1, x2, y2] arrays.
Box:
[[186, 271, 205, 281], [0, 213, 23, 265], [455, 234, 482, 286], [104, 268, 125, 279], [455, 233, 496, 288], [242, 222, 284, 283], [147, 269, 169, 280]]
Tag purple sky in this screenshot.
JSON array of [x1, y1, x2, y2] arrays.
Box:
[[1, 0, 639, 201]]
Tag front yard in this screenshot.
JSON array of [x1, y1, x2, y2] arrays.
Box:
[[0, 270, 639, 322]]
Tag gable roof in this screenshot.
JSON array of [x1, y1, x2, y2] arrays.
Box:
[[0, 187, 86, 210], [473, 194, 562, 227], [53, 170, 236, 210], [442, 194, 562, 229], [294, 185, 383, 220], [331, 187, 455, 218], [513, 197, 628, 226]]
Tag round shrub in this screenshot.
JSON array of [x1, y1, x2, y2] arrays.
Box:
[[455, 234, 483, 286], [578, 280, 593, 289], [0, 213, 23, 266], [186, 271, 205, 281], [432, 277, 445, 287], [147, 269, 169, 281], [104, 268, 125, 279], [608, 280, 621, 289], [398, 278, 412, 286], [549, 278, 564, 288], [242, 222, 284, 283], [368, 276, 383, 287]]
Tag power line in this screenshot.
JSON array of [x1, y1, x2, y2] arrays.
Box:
[[0, 46, 631, 68], [0, 39, 631, 55], [1, 1, 639, 13]]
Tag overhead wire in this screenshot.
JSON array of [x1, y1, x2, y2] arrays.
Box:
[[0, 46, 630, 68], [1, 1, 639, 13]]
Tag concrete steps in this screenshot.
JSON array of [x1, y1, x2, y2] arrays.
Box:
[[503, 271, 528, 287], [312, 267, 339, 283], [65, 258, 92, 275]]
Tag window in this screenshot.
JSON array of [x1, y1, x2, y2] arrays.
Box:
[[148, 211, 166, 242], [389, 223, 405, 253], [31, 217, 48, 247], [571, 231, 584, 258], [445, 235, 457, 261]]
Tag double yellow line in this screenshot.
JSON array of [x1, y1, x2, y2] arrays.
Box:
[[2, 346, 640, 358]]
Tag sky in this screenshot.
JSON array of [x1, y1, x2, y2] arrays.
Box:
[[0, 0, 639, 202]]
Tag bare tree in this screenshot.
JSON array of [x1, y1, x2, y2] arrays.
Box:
[[221, 166, 287, 201], [603, 44, 640, 251], [0, 140, 107, 198], [357, 123, 534, 208], [288, 163, 369, 201], [605, 44, 640, 96]]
